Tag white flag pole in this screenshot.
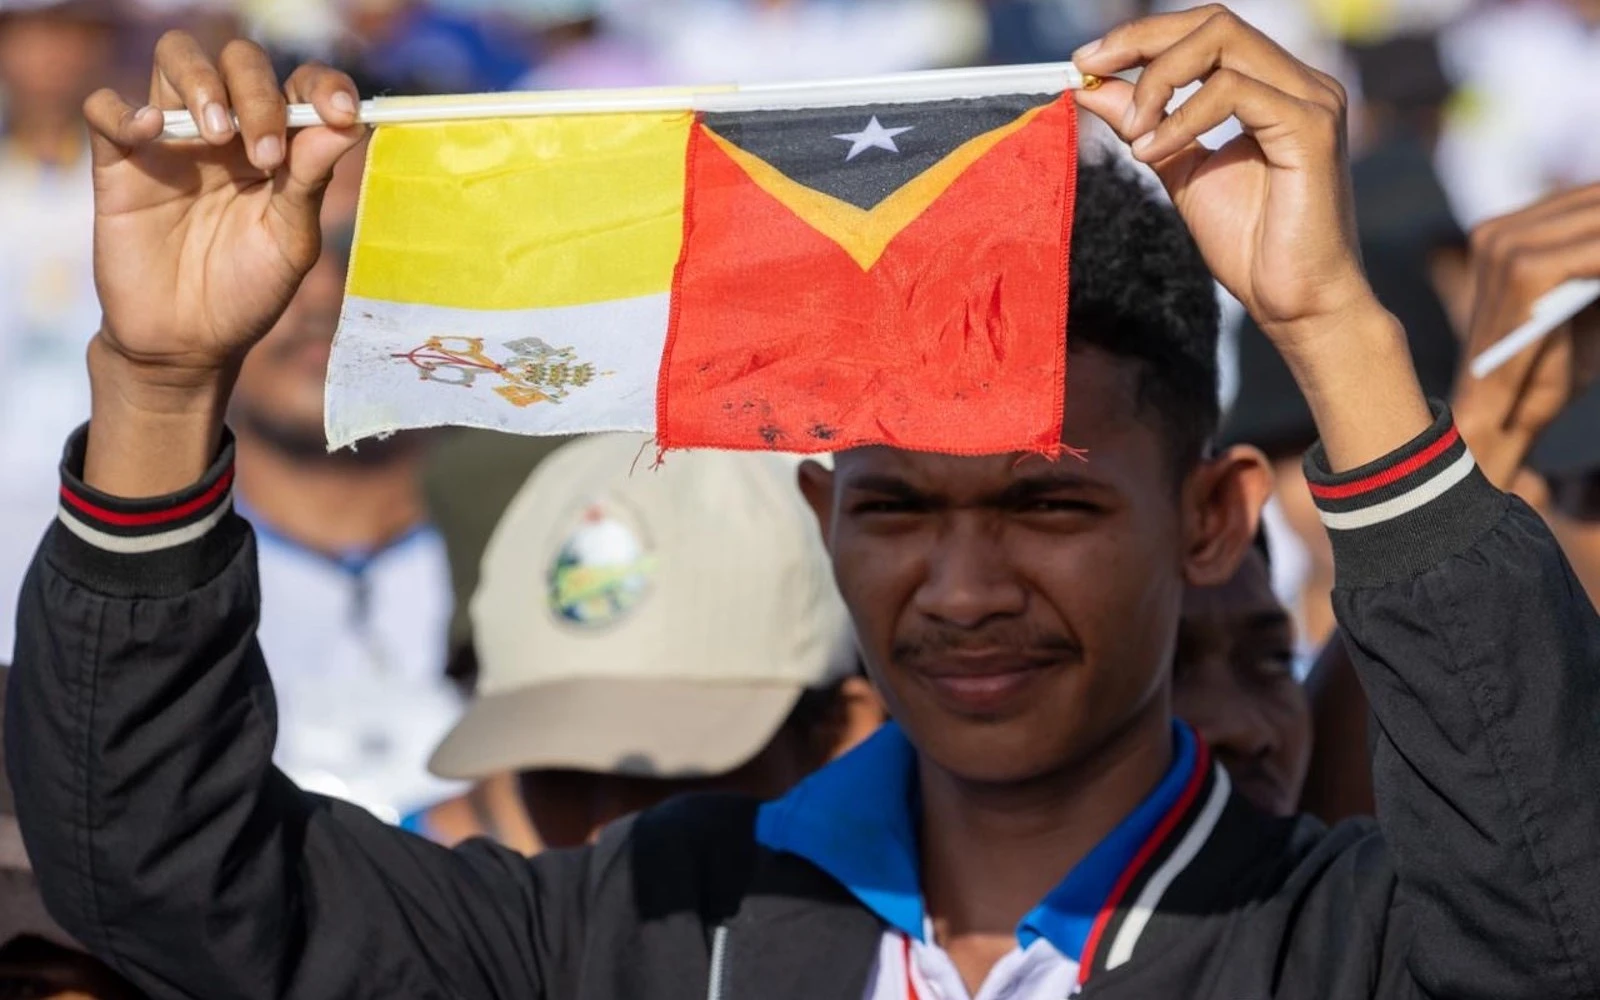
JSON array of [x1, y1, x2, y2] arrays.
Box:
[[159, 62, 1097, 141], [1468, 278, 1600, 379]]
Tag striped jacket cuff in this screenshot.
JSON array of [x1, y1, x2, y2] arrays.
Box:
[[1303, 402, 1508, 588], [51, 424, 249, 598]]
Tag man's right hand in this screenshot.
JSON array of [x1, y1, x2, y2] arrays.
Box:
[[80, 34, 364, 496]]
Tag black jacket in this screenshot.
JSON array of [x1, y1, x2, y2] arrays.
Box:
[[8, 407, 1600, 999]]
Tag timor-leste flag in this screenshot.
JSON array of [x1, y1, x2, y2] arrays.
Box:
[[325, 92, 1078, 454]]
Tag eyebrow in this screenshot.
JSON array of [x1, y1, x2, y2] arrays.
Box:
[[841, 471, 1111, 503]]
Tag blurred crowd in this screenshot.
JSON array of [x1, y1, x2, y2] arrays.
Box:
[[3, 0, 1599, 994]]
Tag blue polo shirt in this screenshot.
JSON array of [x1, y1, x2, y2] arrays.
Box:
[[755, 719, 1200, 961]]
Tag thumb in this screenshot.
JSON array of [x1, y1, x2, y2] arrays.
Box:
[[279, 124, 367, 218], [83, 89, 165, 170], [1074, 77, 1208, 199]]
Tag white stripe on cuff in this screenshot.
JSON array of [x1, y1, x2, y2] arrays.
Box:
[[57, 495, 234, 554], [1317, 449, 1476, 532]]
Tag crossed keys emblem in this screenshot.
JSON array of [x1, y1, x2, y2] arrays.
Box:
[[391, 335, 607, 407]]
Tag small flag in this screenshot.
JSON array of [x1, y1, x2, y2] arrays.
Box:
[[326, 88, 1079, 454]]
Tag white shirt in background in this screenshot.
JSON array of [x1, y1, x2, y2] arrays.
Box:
[[248, 515, 466, 822], [1436, 0, 1600, 226], [0, 142, 99, 662]]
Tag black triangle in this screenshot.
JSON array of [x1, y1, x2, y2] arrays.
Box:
[[702, 94, 1054, 211]]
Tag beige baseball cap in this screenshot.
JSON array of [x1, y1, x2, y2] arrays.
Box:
[[428, 435, 855, 781]]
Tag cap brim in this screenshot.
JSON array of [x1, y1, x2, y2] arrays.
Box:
[[428, 678, 804, 781]]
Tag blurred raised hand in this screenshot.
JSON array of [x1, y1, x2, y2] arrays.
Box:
[[1452, 183, 1600, 491]]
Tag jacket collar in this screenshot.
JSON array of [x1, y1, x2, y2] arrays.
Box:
[[755, 719, 1223, 979]]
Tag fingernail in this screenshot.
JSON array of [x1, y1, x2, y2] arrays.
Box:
[[255, 134, 282, 168], [1074, 38, 1102, 62], [1132, 131, 1156, 157], [133, 105, 160, 125], [1121, 103, 1139, 135], [331, 91, 357, 116], [203, 102, 230, 136]]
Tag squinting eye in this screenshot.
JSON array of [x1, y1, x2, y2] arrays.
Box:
[[1021, 499, 1097, 514], [851, 499, 920, 516]]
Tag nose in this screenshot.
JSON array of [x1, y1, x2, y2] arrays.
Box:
[[1198, 694, 1280, 765], [912, 514, 1027, 628]]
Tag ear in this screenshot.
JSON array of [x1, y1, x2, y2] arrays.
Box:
[[797, 459, 836, 548], [1181, 444, 1275, 588]]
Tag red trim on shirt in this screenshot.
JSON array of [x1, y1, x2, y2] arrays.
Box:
[[60, 467, 234, 528], [1306, 426, 1459, 501], [903, 933, 924, 1000], [1076, 741, 1211, 985]]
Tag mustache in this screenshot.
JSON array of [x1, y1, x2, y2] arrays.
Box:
[[891, 628, 1081, 664]]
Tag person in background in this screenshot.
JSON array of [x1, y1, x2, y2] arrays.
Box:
[[409, 429, 575, 852], [2, 664, 147, 1000], [1221, 30, 1465, 655], [1454, 181, 1600, 605], [1172, 445, 1311, 819], [229, 137, 461, 824], [0, 0, 115, 661], [409, 435, 885, 850]]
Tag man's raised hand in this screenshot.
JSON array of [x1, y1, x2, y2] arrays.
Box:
[[85, 33, 364, 382], [1073, 5, 1429, 469]]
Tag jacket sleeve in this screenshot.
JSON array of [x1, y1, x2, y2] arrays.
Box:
[[4, 427, 593, 1000], [1306, 404, 1600, 1000]]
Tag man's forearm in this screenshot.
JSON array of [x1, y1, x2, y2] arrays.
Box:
[[1274, 303, 1433, 474], [84, 334, 235, 498]]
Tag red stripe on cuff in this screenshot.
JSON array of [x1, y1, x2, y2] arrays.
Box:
[[59, 466, 235, 528], [1077, 740, 1211, 984], [1307, 425, 1459, 501]]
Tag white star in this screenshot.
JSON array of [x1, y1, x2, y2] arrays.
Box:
[[832, 116, 914, 161]]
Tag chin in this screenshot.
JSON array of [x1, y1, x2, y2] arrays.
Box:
[[904, 711, 1099, 787]]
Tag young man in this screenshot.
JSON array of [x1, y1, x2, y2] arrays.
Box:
[[8, 9, 1600, 1000], [410, 434, 884, 850]]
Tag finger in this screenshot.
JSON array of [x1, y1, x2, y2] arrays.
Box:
[[1075, 76, 1212, 197], [1120, 10, 1336, 141], [151, 30, 234, 144], [83, 89, 165, 168], [217, 39, 286, 171], [283, 62, 362, 131], [1128, 68, 1336, 169], [1467, 238, 1600, 365]]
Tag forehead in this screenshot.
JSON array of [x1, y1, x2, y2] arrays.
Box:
[[834, 347, 1162, 494], [1182, 550, 1280, 621]]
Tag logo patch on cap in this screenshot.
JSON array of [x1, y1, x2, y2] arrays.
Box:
[[548, 505, 654, 626]]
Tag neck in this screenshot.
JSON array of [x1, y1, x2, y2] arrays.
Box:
[[4, 112, 84, 166], [234, 428, 427, 555], [919, 704, 1173, 943]]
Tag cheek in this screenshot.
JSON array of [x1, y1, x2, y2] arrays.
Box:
[[829, 525, 924, 660], [1018, 514, 1185, 674]]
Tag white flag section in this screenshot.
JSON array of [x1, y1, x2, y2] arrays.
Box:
[[325, 294, 670, 449]]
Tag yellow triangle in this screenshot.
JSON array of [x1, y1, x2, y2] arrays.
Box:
[[701, 103, 1048, 271]]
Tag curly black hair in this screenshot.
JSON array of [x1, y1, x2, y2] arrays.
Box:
[[1067, 156, 1220, 474]]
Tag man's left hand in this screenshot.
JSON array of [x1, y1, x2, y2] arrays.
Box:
[[1073, 5, 1429, 469]]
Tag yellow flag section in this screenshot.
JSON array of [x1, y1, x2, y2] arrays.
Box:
[[325, 111, 692, 449]]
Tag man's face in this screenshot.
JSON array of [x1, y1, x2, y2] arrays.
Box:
[[0, 10, 111, 116], [230, 145, 364, 451], [807, 348, 1195, 786], [1173, 548, 1310, 816]]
